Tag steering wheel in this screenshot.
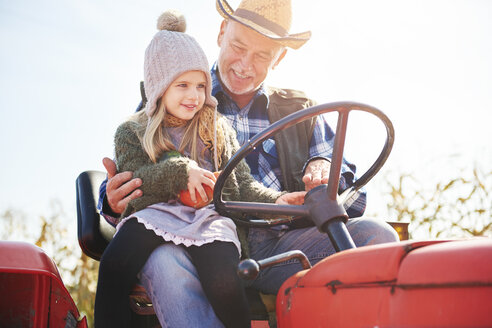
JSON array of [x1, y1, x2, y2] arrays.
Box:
[[213, 102, 394, 237]]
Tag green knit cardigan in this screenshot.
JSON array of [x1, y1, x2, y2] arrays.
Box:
[[114, 115, 285, 255]]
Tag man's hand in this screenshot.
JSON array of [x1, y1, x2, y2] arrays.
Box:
[[302, 159, 331, 191], [103, 157, 142, 214], [275, 191, 307, 205]]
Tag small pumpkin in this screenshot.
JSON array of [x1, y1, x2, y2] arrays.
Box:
[[179, 172, 221, 209]]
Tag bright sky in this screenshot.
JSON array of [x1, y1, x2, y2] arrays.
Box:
[[1, 0, 491, 220]]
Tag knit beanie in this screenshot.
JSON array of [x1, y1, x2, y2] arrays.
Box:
[[143, 10, 218, 117]]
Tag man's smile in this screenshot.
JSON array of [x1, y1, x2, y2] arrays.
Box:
[[231, 68, 253, 80]]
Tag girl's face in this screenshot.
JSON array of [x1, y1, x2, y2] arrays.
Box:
[[163, 70, 207, 121]]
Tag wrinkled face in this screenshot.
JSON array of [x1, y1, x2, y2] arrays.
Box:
[[217, 20, 286, 98], [163, 70, 207, 121]]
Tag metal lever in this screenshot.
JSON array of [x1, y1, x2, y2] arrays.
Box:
[[237, 250, 312, 280]]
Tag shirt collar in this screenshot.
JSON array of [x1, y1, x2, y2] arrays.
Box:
[[211, 62, 224, 98]]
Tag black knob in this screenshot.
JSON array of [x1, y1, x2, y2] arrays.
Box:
[[237, 259, 260, 280]]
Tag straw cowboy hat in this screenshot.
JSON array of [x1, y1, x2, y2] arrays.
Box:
[[216, 0, 311, 49]]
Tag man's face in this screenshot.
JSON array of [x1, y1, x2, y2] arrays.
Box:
[[217, 20, 286, 97]]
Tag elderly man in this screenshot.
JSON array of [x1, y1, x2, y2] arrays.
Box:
[[98, 0, 399, 326]]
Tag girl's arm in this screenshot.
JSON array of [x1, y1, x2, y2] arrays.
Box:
[[220, 120, 284, 204], [225, 133, 307, 221], [235, 159, 284, 203], [114, 121, 192, 204]]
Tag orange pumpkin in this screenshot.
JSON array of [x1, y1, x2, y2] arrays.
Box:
[[179, 172, 220, 209]]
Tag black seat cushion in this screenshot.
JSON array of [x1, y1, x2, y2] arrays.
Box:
[[76, 170, 115, 260]]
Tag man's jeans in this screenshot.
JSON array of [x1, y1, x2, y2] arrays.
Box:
[[140, 217, 399, 327]]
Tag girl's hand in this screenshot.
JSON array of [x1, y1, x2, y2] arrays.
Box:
[[186, 166, 217, 204], [275, 191, 307, 205]]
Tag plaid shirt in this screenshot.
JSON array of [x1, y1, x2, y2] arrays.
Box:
[[98, 65, 366, 224]]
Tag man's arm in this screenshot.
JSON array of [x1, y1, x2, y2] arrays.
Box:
[[97, 157, 142, 225], [97, 95, 146, 224]]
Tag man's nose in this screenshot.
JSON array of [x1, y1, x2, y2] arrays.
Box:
[[240, 52, 254, 70]]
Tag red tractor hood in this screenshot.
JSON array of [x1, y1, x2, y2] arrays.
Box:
[[277, 238, 492, 327]]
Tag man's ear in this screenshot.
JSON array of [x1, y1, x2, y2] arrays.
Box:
[[272, 48, 287, 70], [217, 20, 228, 47]]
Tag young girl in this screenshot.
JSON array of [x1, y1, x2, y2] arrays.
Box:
[[94, 10, 305, 328]]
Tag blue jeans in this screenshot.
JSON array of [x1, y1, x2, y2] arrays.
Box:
[[140, 217, 399, 326], [139, 243, 225, 328], [246, 217, 399, 294]]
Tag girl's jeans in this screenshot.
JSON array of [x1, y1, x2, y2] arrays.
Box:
[[140, 217, 399, 327]]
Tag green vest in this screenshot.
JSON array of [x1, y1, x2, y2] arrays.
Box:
[[266, 87, 317, 192]]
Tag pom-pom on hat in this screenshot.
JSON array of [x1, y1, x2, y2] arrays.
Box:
[[144, 10, 217, 117]]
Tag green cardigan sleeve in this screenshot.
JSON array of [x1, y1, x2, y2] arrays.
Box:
[[114, 120, 194, 218]]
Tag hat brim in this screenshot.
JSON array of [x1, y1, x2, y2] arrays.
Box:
[[216, 0, 311, 50]]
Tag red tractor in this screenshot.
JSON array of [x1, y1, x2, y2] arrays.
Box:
[[1, 102, 491, 327], [0, 241, 88, 327]]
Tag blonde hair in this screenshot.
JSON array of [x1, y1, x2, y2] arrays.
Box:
[[132, 100, 224, 167]]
